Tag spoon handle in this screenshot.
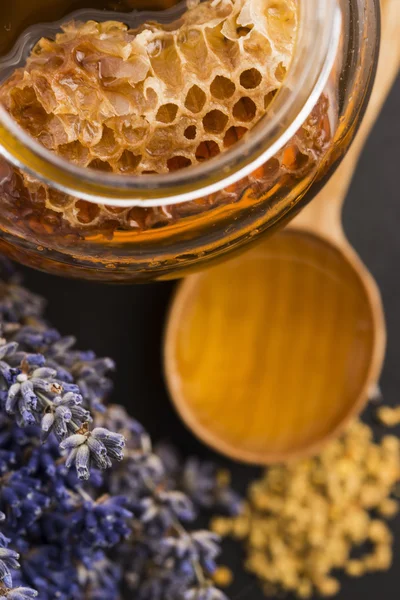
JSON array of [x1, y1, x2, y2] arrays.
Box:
[[291, 0, 400, 243]]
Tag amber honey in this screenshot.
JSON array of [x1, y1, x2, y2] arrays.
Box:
[[165, 231, 376, 462]]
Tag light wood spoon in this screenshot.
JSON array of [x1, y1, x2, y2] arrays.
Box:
[[164, 0, 400, 464]]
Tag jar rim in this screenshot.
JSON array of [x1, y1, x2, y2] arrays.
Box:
[[0, 0, 342, 207]]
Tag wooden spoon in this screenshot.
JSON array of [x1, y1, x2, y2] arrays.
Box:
[[164, 0, 400, 464]]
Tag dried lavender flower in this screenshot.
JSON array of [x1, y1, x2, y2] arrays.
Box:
[[60, 427, 125, 480], [0, 333, 124, 480], [156, 443, 242, 516], [0, 259, 232, 600], [0, 542, 19, 588], [0, 535, 37, 599]]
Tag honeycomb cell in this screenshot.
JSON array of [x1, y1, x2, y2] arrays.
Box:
[[88, 159, 113, 172], [275, 62, 287, 82], [195, 141, 220, 161], [210, 75, 236, 99], [91, 126, 120, 160], [150, 37, 183, 88], [264, 89, 278, 109], [203, 110, 229, 134], [236, 26, 253, 37], [58, 141, 90, 167], [78, 120, 103, 147], [184, 85, 207, 114], [156, 103, 179, 123], [167, 156, 192, 171], [105, 205, 127, 215], [120, 124, 146, 147], [232, 97, 257, 122], [282, 145, 310, 170], [75, 200, 101, 223], [146, 126, 177, 156], [144, 87, 159, 110], [184, 125, 197, 140], [46, 188, 73, 209], [263, 157, 281, 178], [223, 126, 248, 148], [115, 150, 142, 173], [240, 68, 262, 89]]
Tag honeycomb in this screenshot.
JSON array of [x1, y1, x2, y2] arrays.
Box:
[[0, 0, 299, 229]]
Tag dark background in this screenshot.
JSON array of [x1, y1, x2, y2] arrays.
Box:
[[19, 76, 400, 599]]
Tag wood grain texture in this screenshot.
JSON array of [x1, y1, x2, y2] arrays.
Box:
[[164, 0, 397, 463]]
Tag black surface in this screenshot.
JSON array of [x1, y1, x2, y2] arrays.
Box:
[[19, 76, 400, 600]]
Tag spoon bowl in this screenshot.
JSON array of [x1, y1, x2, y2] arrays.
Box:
[[165, 227, 384, 463]]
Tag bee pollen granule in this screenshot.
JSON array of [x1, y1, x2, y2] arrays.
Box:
[[212, 421, 400, 597]]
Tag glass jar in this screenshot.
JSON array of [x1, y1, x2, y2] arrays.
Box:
[[0, 0, 379, 282]]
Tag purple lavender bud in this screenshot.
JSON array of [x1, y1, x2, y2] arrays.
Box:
[[5, 384, 20, 414], [155, 442, 181, 478], [60, 383, 80, 394], [40, 413, 54, 433], [215, 486, 243, 516], [92, 428, 125, 460], [60, 433, 86, 450], [91, 428, 124, 445], [75, 444, 90, 480], [0, 343, 18, 360], [0, 362, 17, 386], [87, 436, 108, 459], [182, 458, 215, 508], [191, 531, 221, 574], [71, 349, 96, 362], [53, 405, 72, 438], [16, 402, 35, 427], [61, 429, 125, 479], [57, 392, 82, 407], [28, 378, 61, 394], [0, 449, 16, 474], [20, 382, 37, 410], [14, 326, 60, 350], [30, 368, 57, 379], [64, 447, 79, 470], [191, 531, 220, 558], [23, 355, 45, 368], [0, 546, 20, 588], [157, 535, 192, 561], [91, 428, 125, 461], [70, 405, 91, 425], [0, 470, 50, 529], [51, 336, 76, 355], [158, 491, 196, 522]]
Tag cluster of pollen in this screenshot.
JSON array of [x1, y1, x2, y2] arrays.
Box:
[[0, 0, 298, 229], [212, 420, 400, 598]]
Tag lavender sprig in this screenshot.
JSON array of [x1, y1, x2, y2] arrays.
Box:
[[0, 335, 124, 480], [0, 262, 232, 600], [0, 533, 37, 599], [99, 406, 231, 600]]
